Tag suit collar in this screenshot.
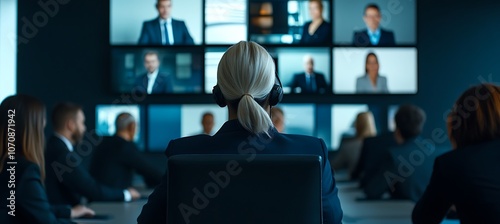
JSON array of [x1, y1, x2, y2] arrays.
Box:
[[215, 119, 278, 137], [54, 133, 74, 152]]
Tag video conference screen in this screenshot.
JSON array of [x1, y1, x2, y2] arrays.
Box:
[[148, 104, 228, 151], [95, 105, 145, 150], [334, 0, 416, 46], [333, 48, 417, 94], [109, 0, 417, 96], [275, 104, 315, 135], [111, 48, 203, 94]]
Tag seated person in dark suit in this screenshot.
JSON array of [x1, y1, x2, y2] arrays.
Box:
[[135, 51, 172, 94], [353, 4, 395, 46], [45, 103, 141, 206], [299, 0, 332, 45], [353, 131, 398, 184], [289, 55, 328, 94], [363, 105, 448, 201], [138, 0, 194, 45], [90, 113, 163, 189], [0, 95, 94, 224], [413, 84, 500, 224], [137, 41, 343, 224]]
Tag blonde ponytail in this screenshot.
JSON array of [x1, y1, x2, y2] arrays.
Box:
[[217, 41, 276, 136]]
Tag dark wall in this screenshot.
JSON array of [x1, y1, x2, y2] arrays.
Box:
[[17, 0, 500, 148]]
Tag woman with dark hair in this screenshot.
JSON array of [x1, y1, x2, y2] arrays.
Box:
[[299, 0, 332, 45], [355, 52, 389, 93], [0, 95, 94, 224], [412, 84, 500, 224]]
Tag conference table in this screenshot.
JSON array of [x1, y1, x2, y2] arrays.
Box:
[[73, 182, 459, 224]]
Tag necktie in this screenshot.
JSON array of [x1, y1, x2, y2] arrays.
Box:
[[310, 75, 316, 93], [164, 22, 170, 45]]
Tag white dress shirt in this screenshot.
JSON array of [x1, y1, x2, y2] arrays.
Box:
[[147, 69, 159, 94], [159, 18, 174, 45], [54, 133, 132, 201], [54, 133, 74, 152]]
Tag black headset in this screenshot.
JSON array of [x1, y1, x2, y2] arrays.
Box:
[[212, 74, 283, 108]]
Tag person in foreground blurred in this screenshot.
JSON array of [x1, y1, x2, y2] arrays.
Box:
[[356, 52, 389, 93], [413, 84, 500, 224], [0, 95, 94, 224], [45, 103, 140, 206], [332, 111, 377, 178], [271, 107, 285, 133], [299, 0, 332, 44], [363, 105, 447, 201], [137, 41, 343, 224], [90, 113, 163, 189]]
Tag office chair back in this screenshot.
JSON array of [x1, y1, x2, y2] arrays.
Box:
[[167, 154, 322, 224]]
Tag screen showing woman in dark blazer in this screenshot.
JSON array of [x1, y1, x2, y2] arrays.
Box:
[[300, 0, 332, 45]]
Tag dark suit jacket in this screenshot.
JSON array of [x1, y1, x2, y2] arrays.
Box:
[[353, 28, 395, 46], [0, 156, 73, 224], [289, 72, 328, 94], [353, 132, 397, 182], [90, 136, 163, 189], [299, 20, 332, 45], [138, 18, 194, 45], [413, 139, 500, 224], [135, 73, 172, 94], [45, 135, 125, 206], [363, 137, 449, 202], [137, 120, 343, 224]]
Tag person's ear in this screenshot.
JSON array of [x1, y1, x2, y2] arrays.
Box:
[[67, 119, 76, 132]]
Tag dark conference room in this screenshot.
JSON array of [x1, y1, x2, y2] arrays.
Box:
[[1, 0, 500, 223]]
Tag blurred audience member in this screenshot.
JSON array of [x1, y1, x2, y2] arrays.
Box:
[[332, 112, 377, 178], [363, 105, 448, 201], [45, 103, 140, 206], [90, 113, 163, 189], [413, 84, 500, 223], [0, 95, 94, 223]]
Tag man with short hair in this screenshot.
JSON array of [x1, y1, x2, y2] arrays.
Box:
[[363, 105, 448, 201], [289, 55, 328, 94], [138, 0, 194, 45], [353, 4, 395, 46], [90, 113, 163, 189], [135, 51, 172, 94], [45, 103, 140, 206]]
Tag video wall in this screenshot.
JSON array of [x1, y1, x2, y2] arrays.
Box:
[[110, 0, 417, 95], [95, 103, 399, 152]]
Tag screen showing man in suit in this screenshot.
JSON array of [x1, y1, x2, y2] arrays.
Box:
[[353, 4, 395, 46], [201, 112, 215, 135], [138, 0, 194, 45], [289, 54, 328, 94], [135, 51, 172, 94]]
